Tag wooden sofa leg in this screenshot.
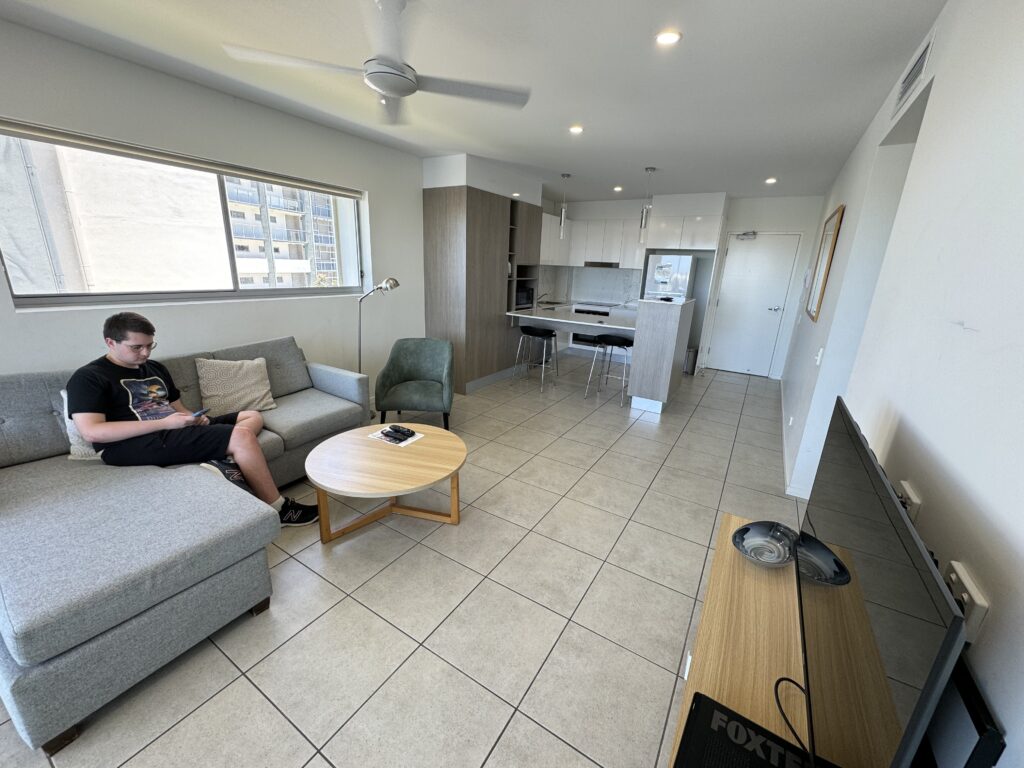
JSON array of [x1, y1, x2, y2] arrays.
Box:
[[42, 724, 81, 756], [443, 412, 450, 430], [380, 411, 387, 424], [249, 597, 271, 616]]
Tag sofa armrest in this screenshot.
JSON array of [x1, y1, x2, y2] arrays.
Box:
[[307, 363, 370, 421]]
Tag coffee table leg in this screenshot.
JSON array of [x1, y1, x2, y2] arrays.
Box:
[[449, 472, 460, 524], [317, 487, 331, 544]]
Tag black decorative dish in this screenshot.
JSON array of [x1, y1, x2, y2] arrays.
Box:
[[731, 521, 798, 568], [795, 532, 851, 586]]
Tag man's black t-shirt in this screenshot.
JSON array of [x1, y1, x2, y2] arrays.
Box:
[[66, 356, 181, 448]]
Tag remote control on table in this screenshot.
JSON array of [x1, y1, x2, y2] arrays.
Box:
[[381, 429, 409, 442], [389, 425, 416, 438]]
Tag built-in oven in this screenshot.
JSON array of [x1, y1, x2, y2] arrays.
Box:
[[514, 284, 534, 309]]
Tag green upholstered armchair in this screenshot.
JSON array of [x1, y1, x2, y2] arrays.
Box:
[[375, 338, 455, 429]]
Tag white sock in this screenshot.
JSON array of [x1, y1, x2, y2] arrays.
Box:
[[270, 496, 285, 512]]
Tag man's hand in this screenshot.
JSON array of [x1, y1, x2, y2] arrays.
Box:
[[162, 411, 199, 430], [196, 414, 211, 426]]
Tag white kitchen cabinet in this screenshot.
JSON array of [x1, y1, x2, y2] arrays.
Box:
[[569, 219, 587, 266], [584, 219, 606, 263], [680, 215, 723, 250], [619, 217, 644, 269], [540, 212, 560, 265], [601, 218, 624, 264], [645, 216, 684, 249]]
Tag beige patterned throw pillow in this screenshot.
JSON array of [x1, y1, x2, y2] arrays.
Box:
[[195, 357, 277, 418]]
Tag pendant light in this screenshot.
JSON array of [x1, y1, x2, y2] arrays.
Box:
[[639, 166, 656, 243], [559, 173, 571, 239]]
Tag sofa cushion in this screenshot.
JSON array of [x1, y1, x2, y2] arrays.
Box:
[[257, 427, 285, 461], [0, 457, 279, 666], [0, 372, 72, 469], [260, 388, 365, 449], [196, 357, 277, 417], [378, 380, 445, 412], [212, 337, 313, 398], [159, 353, 212, 413]]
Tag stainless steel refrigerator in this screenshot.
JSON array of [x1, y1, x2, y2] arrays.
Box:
[[640, 252, 697, 300]]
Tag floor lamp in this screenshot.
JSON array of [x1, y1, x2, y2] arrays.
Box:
[[357, 277, 400, 374]]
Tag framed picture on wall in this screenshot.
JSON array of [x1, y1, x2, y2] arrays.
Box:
[[806, 204, 846, 322]]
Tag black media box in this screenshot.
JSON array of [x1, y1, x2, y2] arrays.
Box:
[[675, 693, 840, 768]]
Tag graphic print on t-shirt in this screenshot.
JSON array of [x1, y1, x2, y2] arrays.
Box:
[[120, 377, 177, 421]]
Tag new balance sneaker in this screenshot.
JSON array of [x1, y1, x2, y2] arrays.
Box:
[[200, 458, 253, 495], [279, 497, 319, 527]]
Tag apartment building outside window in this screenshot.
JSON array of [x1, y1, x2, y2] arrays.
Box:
[[0, 129, 365, 306]]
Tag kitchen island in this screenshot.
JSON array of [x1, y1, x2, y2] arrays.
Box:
[[506, 298, 694, 411]]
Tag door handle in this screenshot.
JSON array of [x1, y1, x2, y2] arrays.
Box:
[[768, 306, 781, 312]]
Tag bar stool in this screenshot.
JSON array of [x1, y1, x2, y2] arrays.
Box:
[[514, 326, 558, 392], [584, 333, 633, 406]]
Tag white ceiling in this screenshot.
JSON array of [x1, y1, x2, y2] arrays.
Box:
[[0, 0, 945, 201]]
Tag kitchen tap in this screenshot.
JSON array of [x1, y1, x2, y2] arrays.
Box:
[[536, 293, 549, 304]]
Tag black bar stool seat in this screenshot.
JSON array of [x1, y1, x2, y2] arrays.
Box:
[[514, 326, 558, 392], [585, 334, 633, 406]]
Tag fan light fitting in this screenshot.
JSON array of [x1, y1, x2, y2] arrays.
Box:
[[639, 167, 656, 243]]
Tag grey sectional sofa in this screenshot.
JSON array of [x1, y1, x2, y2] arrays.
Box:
[[0, 336, 369, 753]]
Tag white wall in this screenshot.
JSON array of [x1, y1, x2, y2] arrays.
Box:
[[423, 153, 543, 205], [845, 0, 1024, 759], [713, 196, 825, 378], [0, 20, 425, 383]]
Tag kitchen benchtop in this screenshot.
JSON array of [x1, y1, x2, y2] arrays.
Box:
[[506, 305, 636, 331]]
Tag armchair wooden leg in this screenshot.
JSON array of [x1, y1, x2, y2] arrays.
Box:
[[380, 411, 387, 424], [443, 412, 450, 430]]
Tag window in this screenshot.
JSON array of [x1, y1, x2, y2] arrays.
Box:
[[0, 130, 365, 305]]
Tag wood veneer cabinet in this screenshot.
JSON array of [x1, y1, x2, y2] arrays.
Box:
[[424, 186, 522, 393]]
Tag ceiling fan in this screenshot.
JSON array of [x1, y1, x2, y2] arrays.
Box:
[[223, 0, 530, 124]]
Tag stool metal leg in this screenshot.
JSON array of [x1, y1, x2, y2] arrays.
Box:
[[619, 346, 629, 406], [514, 335, 527, 379], [584, 343, 603, 400], [540, 338, 549, 393]]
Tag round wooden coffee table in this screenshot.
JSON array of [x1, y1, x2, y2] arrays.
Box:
[[305, 423, 467, 544]]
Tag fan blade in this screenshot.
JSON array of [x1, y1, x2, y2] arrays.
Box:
[[416, 75, 530, 108], [359, 0, 407, 66], [379, 97, 406, 125], [223, 44, 363, 76]]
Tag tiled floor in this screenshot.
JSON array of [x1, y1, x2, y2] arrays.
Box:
[[1, 354, 796, 768]]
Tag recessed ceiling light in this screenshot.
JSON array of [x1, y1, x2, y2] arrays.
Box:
[[569, 125, 584, 135], [613, 186, 623, 192], [765, 177, 778, 185], [512, 193, 520, 198], [656, 30, 681, 46], [379, 98, 386, 104]]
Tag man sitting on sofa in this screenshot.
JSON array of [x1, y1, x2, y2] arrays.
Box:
[[67, 311, 319, 527]]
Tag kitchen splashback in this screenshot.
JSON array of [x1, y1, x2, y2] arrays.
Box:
[[571, 267, 641, 304]]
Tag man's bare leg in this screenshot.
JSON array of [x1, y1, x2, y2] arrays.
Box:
[[226, 424, 279, 504], [234, 410, 263, 434]]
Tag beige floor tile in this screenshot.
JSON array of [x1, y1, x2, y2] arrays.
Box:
[[535, 498, 628, 558], [474, 477, 562, 527], [608, 523, 707, 597], [212, 559, 344, 670], [650, 465, 725, 509], [632, 490, 717, 547], [275, 496, 362, 555], [426, 580, 566, 704], [484, 713, 598, 767], [663, 445, 730, 480], [739, 413, 783, 437], [0, 722, 49, 768], [467, 442, 534, 475], [485, 402, 542, 425], [623, 420, 683, 445], [538, 437, 606, 469], [574, 563, 694, 672], [123, 679, 313, 768], [353, 545, 482, 641], [683, 417, 737, 441], [50, 642, 239, 768], [715, 483, 798, 529], [494, 425, 559, 453], [681, 600, 704, 673], [730, 441, 784, 471], [433, 462, 504, 504], [675, 431, 733, 459], [266, 543, 289, 567], [322, 649, 512, 768], [459, 414, 518, 439], [608, 434, 672, 463], [655, 678, 687, 768], [735, 426, 784, 451], [295, 523, 415, 593], [562, 422, 623, 449], [490, 533, 602, 617], [725, 458, 789, 498], [566, 471, 647, 518], [421, 506, 528, 574], [248, 599, 416, 747], [450, 429, 490, 453], [590, 452, 662, 487], [520, 411, 581, 436], [520, 623, 675, 768], [692, 405, 741, 426], [510, 455, 587, 495]]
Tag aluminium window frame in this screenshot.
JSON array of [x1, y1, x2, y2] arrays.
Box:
[[0, 118, 368, 308]]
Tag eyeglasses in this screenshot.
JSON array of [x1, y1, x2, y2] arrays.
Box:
[[119, 341, 158, 352]]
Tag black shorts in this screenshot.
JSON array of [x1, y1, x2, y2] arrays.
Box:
[[100, 413, 239, 467]]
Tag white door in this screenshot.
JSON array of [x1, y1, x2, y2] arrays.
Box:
[[707, 233, 800, 376]]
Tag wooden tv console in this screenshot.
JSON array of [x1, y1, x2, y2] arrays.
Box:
[[669, 513, 901, 767]]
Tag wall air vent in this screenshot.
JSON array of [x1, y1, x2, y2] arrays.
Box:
[[894, 39, 932, 116]]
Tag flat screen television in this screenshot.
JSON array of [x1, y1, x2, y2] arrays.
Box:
[[797, 397, 965, 767]]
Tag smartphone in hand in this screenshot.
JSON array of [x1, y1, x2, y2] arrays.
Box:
[[192, 407, 211, 418]]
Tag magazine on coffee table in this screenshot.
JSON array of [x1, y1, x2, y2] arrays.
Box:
[[367, 428, 425, 447]]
